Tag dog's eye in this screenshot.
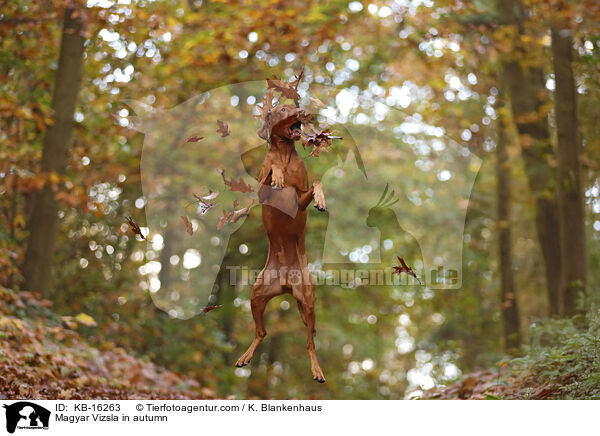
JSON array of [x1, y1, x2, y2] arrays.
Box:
[[281, 108, 286, 112]]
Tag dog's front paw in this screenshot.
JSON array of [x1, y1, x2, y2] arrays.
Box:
[[313, 181, 326, 211], [271, 165, 284, 190]]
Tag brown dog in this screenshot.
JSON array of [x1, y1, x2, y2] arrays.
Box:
[[235, 103, 327, 383]]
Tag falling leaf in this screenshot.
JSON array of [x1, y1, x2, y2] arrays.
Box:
[[181, 215, 193, 235], [266, 70, 303, 102], [217, 168, 253, 193], [200, 189, 218, 201], [192, 192, 216, 214], [217, 210, 234, 230], [392, 256, 422, 284], [198, 204, 214, 215], [192, 192, 214, 207], [216, 201, 253, 230], [185, 135, 204, 143], [290, 69, 304, 89], [126, 216, 144, 239], [229, 177, 252, 193], [216, 120, 230, 137], [255, 89, 275, 123], [230, 206, 250, 223], [200, 305, 222, 313]]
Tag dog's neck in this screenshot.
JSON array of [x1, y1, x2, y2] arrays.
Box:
[[270, 135, 296, 167]]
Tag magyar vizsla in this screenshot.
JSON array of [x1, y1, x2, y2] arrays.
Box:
[[235, 103, 327, 383]]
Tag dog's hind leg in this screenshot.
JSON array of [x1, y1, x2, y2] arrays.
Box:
[[296, 300, 307, 326], [236, 269, 282, 367], [292, 278, 325, 383]]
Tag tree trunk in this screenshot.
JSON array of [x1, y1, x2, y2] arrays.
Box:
[[551, 28, 587, 316], [496, 93, 521, 352], [497, 0, 562, 315], [22, 8, 85, 293]]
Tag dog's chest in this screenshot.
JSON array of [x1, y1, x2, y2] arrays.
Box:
[[283, 158, 303, 175], [282, 158, 307, 186]]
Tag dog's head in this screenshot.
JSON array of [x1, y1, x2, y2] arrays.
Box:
[[257, 104, 307, 142]]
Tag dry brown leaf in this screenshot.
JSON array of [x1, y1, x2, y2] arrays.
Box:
[[266, 70, 303, 101], [230, 206, 250, 223], [302, 128, 341, 157], [185, 135, 204, 143], [255, 89, 275, 122], [217, 210, 234, 230], [217, 168, 253, 193], [393, 256, 422, 284], [216, 120, 230, 137], [200, 305, 222, 313], [180, 215, 193, 235], [126, 216, 144, 239]]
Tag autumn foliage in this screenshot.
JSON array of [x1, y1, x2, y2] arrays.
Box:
[[1, 0, 599, 400]]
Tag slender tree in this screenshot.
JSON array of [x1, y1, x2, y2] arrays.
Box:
[[497, 0, 562, 315], [551, 27, 587, 315], [496, 93, 521, 351], [22, 7, 85, 293]]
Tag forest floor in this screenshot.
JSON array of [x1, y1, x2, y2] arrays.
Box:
[[1, 286, 597, 400], [422, 366, 561, 400], [0, 287, 215, 400], [424, 312, 600, 400]]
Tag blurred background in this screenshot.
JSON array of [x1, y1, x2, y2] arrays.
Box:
[[1, 0, 599, 399]]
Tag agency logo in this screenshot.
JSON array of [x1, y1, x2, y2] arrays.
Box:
[[2, 402, 50, 434]]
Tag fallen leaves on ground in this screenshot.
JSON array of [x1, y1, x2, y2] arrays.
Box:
[[420, 365, 564, 400], [0, 288, 212, 400]]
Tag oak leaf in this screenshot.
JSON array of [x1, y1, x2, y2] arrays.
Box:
[[255, 89, 275, 123], [216, 120, 230, 137], [392, 256, 422, 284], [266, 70, 303, 101], [217, 168, 253, 193]]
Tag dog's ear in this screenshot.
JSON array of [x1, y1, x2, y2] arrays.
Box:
[[257, 112, 271, 140], [257, 122, 269, 140]]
